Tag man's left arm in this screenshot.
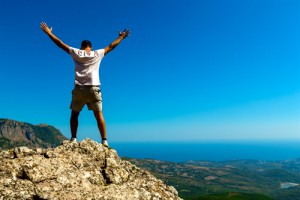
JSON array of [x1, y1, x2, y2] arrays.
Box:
[[104, 29, 130, 55]]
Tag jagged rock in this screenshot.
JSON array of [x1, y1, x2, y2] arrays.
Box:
[[0, 138, 182, 200]]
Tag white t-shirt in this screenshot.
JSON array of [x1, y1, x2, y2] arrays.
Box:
[[69, 47, 105, 86]]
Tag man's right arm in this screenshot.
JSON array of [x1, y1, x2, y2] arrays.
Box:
[[40, 22, 70, 54]]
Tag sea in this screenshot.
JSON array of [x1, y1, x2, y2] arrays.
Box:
[[110, 140, 300, 162]]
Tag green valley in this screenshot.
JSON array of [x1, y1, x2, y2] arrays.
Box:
[[124, 158, 300, 199]]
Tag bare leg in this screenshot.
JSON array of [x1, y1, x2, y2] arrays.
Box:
[[93, 111, 107, 140], [70, 110, 80, 139]]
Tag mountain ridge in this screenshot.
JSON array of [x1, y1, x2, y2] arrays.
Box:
[[0, 118, 67, 149]]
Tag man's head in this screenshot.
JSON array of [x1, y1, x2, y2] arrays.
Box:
[[81, 40, 92, 52]]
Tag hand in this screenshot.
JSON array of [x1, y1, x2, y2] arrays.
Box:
[[40, 22, 53, 35], [118, 29, 130, 39]]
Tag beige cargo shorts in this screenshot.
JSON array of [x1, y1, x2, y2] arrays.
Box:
[[70, 85, 102, 112]]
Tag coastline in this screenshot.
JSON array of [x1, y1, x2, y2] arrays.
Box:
[[111, 140, 300, 162]]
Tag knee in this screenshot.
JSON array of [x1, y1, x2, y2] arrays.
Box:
[[94, 114, 101, 121], [94, 111, 104, 122], [71, 111, 79, 121]]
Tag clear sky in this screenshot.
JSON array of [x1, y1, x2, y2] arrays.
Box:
[[0, 0, 299, 142]]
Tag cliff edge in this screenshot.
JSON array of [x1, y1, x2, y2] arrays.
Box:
[[0, 139, 182, 200]]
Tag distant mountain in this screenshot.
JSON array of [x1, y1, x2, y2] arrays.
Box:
[[0, 118, 67, 150], [124, 158, 300, 200]]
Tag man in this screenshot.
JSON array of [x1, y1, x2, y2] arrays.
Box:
[[40, 22, 130, 147]]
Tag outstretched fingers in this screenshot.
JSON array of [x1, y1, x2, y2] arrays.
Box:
[[40, 22, 52, 33], [123, 29, 131, 37], [119, 28, 131, 38], [40, 22, 47, 29]]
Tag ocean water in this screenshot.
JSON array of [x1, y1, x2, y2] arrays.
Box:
[[110, 140, 300, 162]]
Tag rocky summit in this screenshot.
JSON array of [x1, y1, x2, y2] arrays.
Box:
[[0, 139, 181, 200]]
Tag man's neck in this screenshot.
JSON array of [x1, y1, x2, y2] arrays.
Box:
[[81, 47, 92, 53]]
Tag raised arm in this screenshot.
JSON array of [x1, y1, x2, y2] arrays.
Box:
[[40, 22, 70, 54], [104, 29, 130, 55]]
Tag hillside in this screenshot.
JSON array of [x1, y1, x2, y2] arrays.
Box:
[[124, 158, 300, 200], [187, 192, 273, 200], [0, 119, 67, 149], [0, 138, 181, 199]]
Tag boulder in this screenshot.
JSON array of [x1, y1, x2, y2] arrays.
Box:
[[0, 138, 182, 200]]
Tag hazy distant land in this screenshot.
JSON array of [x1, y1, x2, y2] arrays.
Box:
[[124, 158, 300, 199]]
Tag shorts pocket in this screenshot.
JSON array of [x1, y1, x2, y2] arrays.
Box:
[[93, 88, 102, 101]]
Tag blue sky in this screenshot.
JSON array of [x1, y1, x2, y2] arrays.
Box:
[[0, 0, 299, 142]]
